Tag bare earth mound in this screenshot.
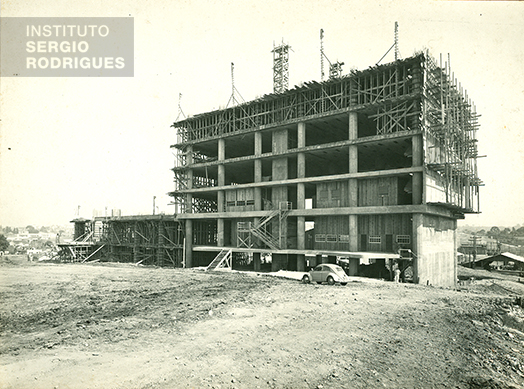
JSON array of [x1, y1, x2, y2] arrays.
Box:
[[1, 256, 523, 389]]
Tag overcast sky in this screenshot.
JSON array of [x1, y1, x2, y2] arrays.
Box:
[[1, 0, 523, 228]]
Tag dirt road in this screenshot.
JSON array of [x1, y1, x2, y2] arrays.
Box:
[[1, 256, 523, 388]]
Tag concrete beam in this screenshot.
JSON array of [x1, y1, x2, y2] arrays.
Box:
[[178, 131, 417, 170], [175, 204, 459, 220], [175, 167, 424, 194]]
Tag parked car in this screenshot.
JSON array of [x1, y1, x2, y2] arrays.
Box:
[[301, 263, 350, 285]]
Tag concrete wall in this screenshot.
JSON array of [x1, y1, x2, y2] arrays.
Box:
[[413, 214, 457, 288]]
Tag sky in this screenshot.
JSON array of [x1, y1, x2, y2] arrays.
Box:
[[1, 0, 523, 228]]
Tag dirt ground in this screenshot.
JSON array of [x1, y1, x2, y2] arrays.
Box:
[[1, 256, 524, 389]]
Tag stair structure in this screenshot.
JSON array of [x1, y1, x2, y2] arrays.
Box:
[[237, 202, 292, 250], [206, 249, 232, 271]]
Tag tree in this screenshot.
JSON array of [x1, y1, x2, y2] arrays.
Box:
[[489, 226, 500, 237], [26, 225, 39, 234], [0, 234, 9, 252]]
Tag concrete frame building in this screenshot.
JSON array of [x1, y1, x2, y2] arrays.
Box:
[[168, 52, 481, 287]]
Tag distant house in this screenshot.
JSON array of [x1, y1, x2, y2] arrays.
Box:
[[472, 252, 524, 271]]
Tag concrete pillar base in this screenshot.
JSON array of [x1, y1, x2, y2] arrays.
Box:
[[297, 254, 305, 272], [253, 252, 261, 272], [347, 258, 359, 276], [272, 254, 288, 272]]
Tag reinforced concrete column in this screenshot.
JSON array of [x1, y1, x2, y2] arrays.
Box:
[[185, 194, 192, 213], [349, 214, 358, 251], [185, 219, 193, 268], [217, 218, 224, 247], [348, 112, 359, 252], [217, 162, 225, 246], [218, 162, 225, 186], [297, 121, 306, 176], [186, 145, 194, 213], [254, 131, 263, 211], [297, 121, 306, 210], [297, 216, 306, 272], [272, 128, 288, 248], [412, 135, 423, 205], [412, 213, 423, 284], [253, 252, 261, 272], [217, 136, 226, 247], [217, 186, 225, 247], [297, 124, 306, 272], [218, 138, 226, 161], [347, 258, 359, 276], [297, 119, 306, 266], [218, 137, 226, 212], [217, 191, 225, 212], [272, 254, 288, 271]]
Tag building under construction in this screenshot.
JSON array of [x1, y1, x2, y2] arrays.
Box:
[[56, 48, 481, 288], [56, 215, 184, 267], [169, 51, 481, 287]]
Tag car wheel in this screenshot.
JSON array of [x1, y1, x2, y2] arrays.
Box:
[[340, 282, 347, 286], [301, 274, 310, 284], [327, 276, 335, 285]]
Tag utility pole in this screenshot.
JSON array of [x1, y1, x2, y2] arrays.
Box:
[[469, 234, 480, 268], [153, 196, 156, 215]]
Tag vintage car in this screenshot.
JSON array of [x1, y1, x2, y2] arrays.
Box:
[[301, 263, 350, 285]]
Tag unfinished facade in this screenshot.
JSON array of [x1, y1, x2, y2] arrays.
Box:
[[170, 52, 480, 287]]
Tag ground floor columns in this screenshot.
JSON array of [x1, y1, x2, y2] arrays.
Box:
[[347, 258, 359, 276], [412, 213, 422, 284], [185, 219, 193, 268], [272, 254, 288, 271], [253, 252, 261, 272], [297, 216, 306, 271]]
